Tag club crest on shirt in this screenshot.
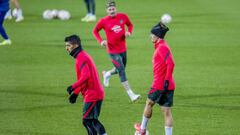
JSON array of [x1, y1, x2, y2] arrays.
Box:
[[111, 25, 122, 33], [120, 19, 123, 24]]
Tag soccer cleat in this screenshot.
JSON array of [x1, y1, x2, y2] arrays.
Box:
[[86, 15, 96, 22], [134, 123, 146, 135], [81, 15, 90, 22], [102, 71, 110, 87], [0, 40, 12, 46], [130, 94, 141, 102], [15, 16, 24, 22]]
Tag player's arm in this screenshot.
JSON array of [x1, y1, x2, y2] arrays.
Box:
[[67, 62, 90, 95], [72, 63, 90, 94], [93, 19, 106, 46], [159, 46, 175, 90], [125, 14, 133, 36]]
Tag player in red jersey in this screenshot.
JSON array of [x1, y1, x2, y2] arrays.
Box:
[[134, 22, 175, 135], [93, 0, 140, 102], [65, 35, 107, 135]]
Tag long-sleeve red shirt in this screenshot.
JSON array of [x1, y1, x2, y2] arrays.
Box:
[[93, 13, 133, 54], [151, 40, 175, 91], [72, 51, 104, 102]]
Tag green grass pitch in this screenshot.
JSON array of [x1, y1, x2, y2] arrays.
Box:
[[0, 0, 240, 134]]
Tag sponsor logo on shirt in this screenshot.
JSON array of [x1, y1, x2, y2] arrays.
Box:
[[111, 25, 122, 33]]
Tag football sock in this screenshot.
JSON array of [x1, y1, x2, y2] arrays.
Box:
[[165, 126, 173, 135], [141, 116, 149, 130], [121, 81, 133, 94]]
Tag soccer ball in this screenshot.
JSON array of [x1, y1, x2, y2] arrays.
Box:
[[161, 13, 172, 24], [12, 8, 18, 17], [57, 10, 71, 20], [51, 9, 59, 18], [43, 10, 54, 20], [134, 130, 150, 135]]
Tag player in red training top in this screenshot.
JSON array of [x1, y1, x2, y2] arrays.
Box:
[[65, 35, 107, 135], [93, 0, 140, 102], [134, 22, 175, 135]]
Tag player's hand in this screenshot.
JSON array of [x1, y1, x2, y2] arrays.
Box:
[[69, 93, 78, 104], [125, 31, 131, 38], [67, 85, 74, 95], [100, 40, 107, 47], [163, 80, 169, 93]]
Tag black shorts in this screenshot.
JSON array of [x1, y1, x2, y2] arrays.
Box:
[[148, 88, 174, 107], [83, 100, 102, 119]]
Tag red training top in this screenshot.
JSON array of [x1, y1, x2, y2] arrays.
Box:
[[93, 13, 133, 54], [151, 40, 175, 91], [72, 51, 104, 102]]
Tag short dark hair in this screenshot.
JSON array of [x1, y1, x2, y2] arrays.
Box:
[[64, 34, 81, 46], [106, 0, 116, 8]]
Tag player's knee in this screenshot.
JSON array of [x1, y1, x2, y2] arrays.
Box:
[[146, 99, 155, 107], [162, 108, 172, 117]]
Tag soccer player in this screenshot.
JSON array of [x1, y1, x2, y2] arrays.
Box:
[[134, 22, 175, 135], [5, 0, 24, 22], [93, 0, 141, 102], [81, 0, 96, 22], [0, 0, 11, 46], [65, 35, 107, 135]]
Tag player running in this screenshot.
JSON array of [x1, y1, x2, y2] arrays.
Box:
[[134, 22, 175, 135], [65, 35, 107, 135], [93, 0, 140, 102]]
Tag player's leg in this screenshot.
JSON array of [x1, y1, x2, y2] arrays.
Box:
[[12, 0, 24, 22], [110, 53, 140, 101], [81, 0, 91, 21], [89, 0, 95, 15], [102, 54, 120, 87], [119, 52, 140, 101], [161, 107, 173, 135], [82, 101, 98, 135], [160, 90, 174, 135], [0, 11, 11, 46], [85, 0, 96, 22], [82, 119, 98, 135], [93, 100, 107, 135], [83, 101, 107, 135], [135, 98, 155, 134]]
